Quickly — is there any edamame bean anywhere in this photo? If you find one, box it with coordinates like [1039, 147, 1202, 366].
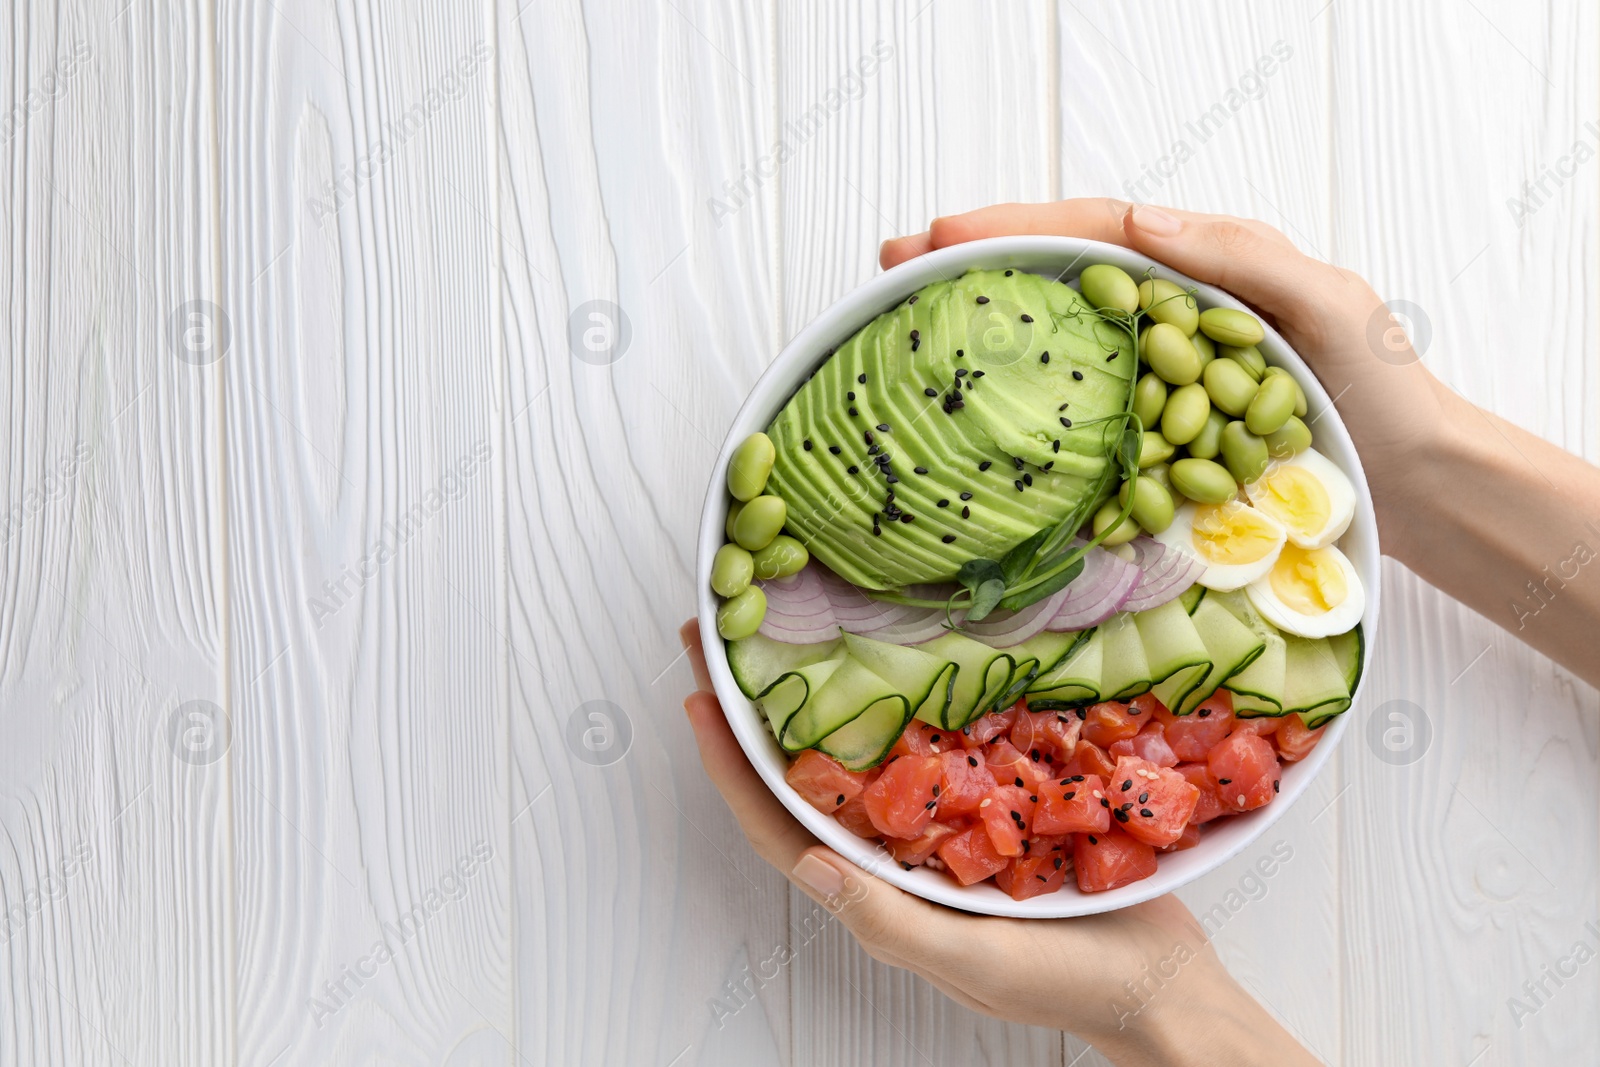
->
[1169, 458, 1237, 505]
[1079, 264, 1140, 314]
[1220, 421, 1270, 484]
[1133, 372, 1169, 430]
[1092, 497, 1142, 546]
[1144, 462, 1174, 494]
[727, 432, 776, 502]
[1190, 330, 1216, 370]
[711, 543, 755, 596]
[1186, 408, 1229, 460]
[1245, 373, 1298, 436]
[1264, 366, 1308, 417]
[732, 494, 787, 551]
[752, 535, 809, 580]
[716, 585, 768, 640]
[1137, 430, 1176, 469]
[1137, 279, 1200, 336]
[1143, 322, 1202, 385]
[725, 500, 745, 541]
[1160, 383, 1212, 446]
[1119, 476, 1176, 535]
[1264, 415, 1312, 458]
[1198, 307, 1265, 347]
[1203, 357, 1260, 417]
[1218, 344, 1266, 382]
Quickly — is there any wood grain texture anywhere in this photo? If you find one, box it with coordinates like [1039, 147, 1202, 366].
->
[217, 2, 510, 1063]
[0, 2, 231, 1064]
[5, 0, 1600, 1064]
[777, 2, 1064, 1065]
[1329, 1, 1600, 1064]
[495, 0, 791, 1064]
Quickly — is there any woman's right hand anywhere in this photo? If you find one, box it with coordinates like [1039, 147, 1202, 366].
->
[880, 199, 1450, 543]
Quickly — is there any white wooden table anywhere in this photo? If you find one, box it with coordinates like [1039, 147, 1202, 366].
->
[3, 1, 1596, 1063]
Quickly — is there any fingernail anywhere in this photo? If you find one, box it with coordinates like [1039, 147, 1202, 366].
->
[1130, 205, 1182, 237]
[793, 853, 847, 897]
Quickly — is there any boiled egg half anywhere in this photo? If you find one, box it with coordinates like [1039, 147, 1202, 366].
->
[1243, 448, 1355, 549]
[1153, 499, 1287, 591]
[1246, 542, 1366, 638]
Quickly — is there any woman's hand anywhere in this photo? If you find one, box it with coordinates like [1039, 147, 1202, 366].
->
[679, 620, 1320, 1066]
[881, 199, 1449, 547]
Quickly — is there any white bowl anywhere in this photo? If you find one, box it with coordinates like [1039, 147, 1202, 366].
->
[695, 236, 1380, 917]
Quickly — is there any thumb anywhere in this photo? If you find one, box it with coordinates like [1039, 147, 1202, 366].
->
[1121, 204, 1331, 323]
[789, 847, 949, 968]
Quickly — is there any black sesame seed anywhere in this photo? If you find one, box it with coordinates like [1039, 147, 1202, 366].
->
[1114, 809, 1130, 823]
[930, 735, 940, 742]
[1054, 856, 1064, 870]
[936, 498, 949, 508]
[976, 296, 990, 304]
[925, 800, 937, 810]
[910, 329, 920, 340]
[829, 445, 841, 455]
[1012, 456, 1023, 470]
[1014, 479, 1024, 492]
[1064, 791, 1077, 801]
[955, 368, 968, 378]
[847, 465, 859, 474]
[955, 349, 964, 357]
[941, 534, 956, 544]
[1138, 792, 1150, 804]
[1052, 440, 1060, 453]
[1005, 270, 1014, 276]
[848, 407, 858, 416]
[1014, 777, 1024, 788]
[959, 491, 973, 501]
[968, 755, 978, 767]
[1273, 779, 1281, 793]
[924, 387, 938, 397]
[876, 423, 890, 432]
[1218, 778, 1232, 785]
[1088, 835, 1098, 845]
[961, 506, 970, 518]
[1075, 708, 1087, 720]
[836, 794, 845, 805]
[1029, 795, 1037, 803]
[1022, 840, 1031, 853]
[1072, 775, 1085, 782]
[1021, 314, 1034, 323]
[847, 391, 856, 400]
[978, 460, 992, 472]
[1023, 473, 1033, 486]
[1010, 810, 1021, 820]
[1042, 461, 1054, 472]
[885, 474, 898, 484]
[900, 514, 913, 523]
[1140, 808, 1155, 818]
[1059, 402, 1070, 411]
[868, 444, 880, 456]
[1105, 352, 1118, 362]
[1100, 798, 1110, 808]
[803, 440, 813, 451]
[1072, 370, 1084, 381]
[858, 373, 867, 383]
[915, 466, 928, 475]
[1060, 417, 1073, 428]
[908, 295, 918, 304]
[973, 370, 985, 378]
[1121, 802, 1134, 812]
[1198, 708, 1211, 717]
[1122, 779, 1133, 791]
[910, 339, 919, 351]
[872, 526, 881, 537]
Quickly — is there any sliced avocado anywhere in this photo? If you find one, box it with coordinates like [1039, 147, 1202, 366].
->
[767, 269, 1134, 589]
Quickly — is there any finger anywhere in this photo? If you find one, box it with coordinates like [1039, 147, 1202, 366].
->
[684, 689, 819, 870]
[880, 230, 936, 270]
[1121, 204, 1331, 321]
[678, 618, 713, 692]
[790, 845, 969, 973]
[927, 198, 1134, 250]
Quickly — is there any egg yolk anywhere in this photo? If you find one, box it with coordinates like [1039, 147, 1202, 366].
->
[1191, 502, 1282, 564]
[1269, 545, 1347, 614]
[1254, 465, 1330, 540]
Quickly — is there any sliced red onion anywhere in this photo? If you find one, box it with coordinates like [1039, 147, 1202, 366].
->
[756, 567, 841, 644]
[1043, 543, 1141, 631]
[1119, 537, 1204, 613]
[816, 569, 950, 645]
[961, 581, 1079, 647]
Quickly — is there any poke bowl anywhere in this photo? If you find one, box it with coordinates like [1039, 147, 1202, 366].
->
[695, 235, 1380, 917]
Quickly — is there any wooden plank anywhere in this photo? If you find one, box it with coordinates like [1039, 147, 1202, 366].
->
[494, 0, 790, 1064]
[1057, 4, 1339, 1062]
[778, 3, 1062, 1064]
[216, 2, 511, 1062]
[0, 1, 231, 1063]
[1330, 1, 1600, 1063]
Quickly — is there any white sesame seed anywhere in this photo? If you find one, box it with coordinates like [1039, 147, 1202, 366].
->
[979, 798, 991, 808]
[1237, 794, 1247, 806]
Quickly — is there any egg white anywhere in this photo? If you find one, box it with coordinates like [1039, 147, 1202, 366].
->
[1243, 448, 1355, 550]
[1152, 499, 1288, 591]
[1246, 542, 1365, 638]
